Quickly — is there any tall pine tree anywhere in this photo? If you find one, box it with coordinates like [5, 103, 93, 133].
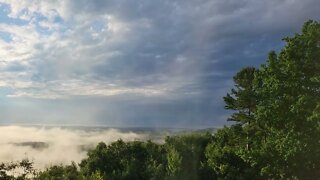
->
[224, 67, 258, 151]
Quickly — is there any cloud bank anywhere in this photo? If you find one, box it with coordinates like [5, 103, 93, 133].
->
[0, 126, 155, 169]
[0, 0, 319, 127]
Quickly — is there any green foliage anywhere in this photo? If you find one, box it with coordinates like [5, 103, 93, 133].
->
[35, 162, 84, 180]
[252, 20, 320, 179]
[77, 133, 214, 180]
[79, 140, 167, 180]
[164, 133, 214, 180]
[166, 148, 182, 177]
[212, 20, 320, 179]
[205, 126, 261, 179]
[206, 143, 252, 180]
[224, 67, 257, 125]
[224, 67, 260, 152]
[88, 171, 103, 180]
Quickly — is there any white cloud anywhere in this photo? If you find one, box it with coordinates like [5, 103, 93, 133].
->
[0, 24, 39, 62]
[0, 125, 153, 169]
[6, 79, 168, 99]
[0, 1, 171, 99]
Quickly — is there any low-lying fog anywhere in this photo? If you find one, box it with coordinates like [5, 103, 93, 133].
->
[0, 125, 169, 169]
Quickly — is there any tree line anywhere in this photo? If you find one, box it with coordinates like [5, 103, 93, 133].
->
[1, 20, 319, 179]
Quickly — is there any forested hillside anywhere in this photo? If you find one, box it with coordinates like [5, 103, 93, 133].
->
[1, 20, 319, 180]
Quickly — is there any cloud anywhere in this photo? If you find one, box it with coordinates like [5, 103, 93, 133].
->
[0, 125, 156, 169]
[0, 0, 319, 127]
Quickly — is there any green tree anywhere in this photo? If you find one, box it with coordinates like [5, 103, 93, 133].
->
[79, 140, 166, 180]
[166, 148, 182, 178]
[253, 20, 320, 179]
[35, 163, 83, 180]
[205, 126, 261, 179]
[165, 133, 214, 180]
[223, 67, 258, 151]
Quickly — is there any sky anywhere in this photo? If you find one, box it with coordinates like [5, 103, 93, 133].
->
[0, 0, 319, 128]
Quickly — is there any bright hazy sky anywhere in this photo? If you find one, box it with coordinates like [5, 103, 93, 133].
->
[0, 0, 319, 128]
